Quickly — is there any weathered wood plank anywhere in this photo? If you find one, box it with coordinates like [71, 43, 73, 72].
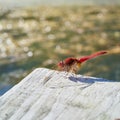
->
[0, 68, 120, 120]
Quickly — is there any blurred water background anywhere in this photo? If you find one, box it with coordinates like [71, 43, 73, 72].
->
[0, 0, 120, 95]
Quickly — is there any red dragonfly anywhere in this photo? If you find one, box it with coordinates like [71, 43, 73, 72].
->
[57, 51, 107, 73]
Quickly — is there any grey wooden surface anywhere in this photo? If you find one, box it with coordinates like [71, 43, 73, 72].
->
[0, 68, 120, 120]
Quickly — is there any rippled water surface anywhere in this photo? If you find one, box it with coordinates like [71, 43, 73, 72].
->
[0, 6, 120, 95]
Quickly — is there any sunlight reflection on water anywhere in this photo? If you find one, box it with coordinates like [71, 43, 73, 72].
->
[0, 6, 119, 95]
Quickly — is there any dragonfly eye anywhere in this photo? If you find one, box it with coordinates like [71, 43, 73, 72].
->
[58, 61, 64, 67]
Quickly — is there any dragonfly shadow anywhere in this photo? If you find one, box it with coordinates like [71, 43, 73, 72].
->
[69, 75, 115, 84]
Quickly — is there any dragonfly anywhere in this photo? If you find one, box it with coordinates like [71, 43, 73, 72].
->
[57, 51, 107, 73]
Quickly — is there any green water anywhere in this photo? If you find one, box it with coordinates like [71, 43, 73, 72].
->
[0, 6, 120, 95]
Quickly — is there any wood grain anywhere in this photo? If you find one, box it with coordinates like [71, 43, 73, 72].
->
[0, 68, 120, 120]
